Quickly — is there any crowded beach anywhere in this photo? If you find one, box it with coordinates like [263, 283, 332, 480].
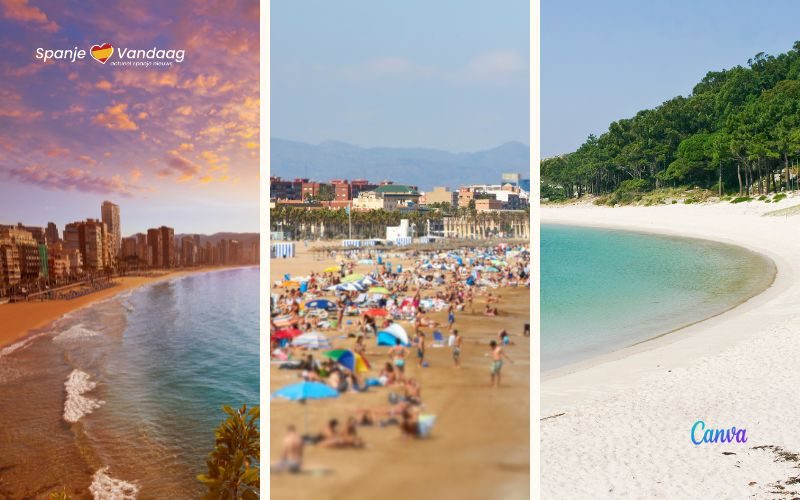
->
[269, 240, 530, 497]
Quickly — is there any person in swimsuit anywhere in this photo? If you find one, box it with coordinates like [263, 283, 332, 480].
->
[388, 340, 407, 379]
[489, 340, 514, 388]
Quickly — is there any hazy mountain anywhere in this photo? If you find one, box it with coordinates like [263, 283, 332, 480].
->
[174, 232, 259, 245]
[270, 138, 530, 190]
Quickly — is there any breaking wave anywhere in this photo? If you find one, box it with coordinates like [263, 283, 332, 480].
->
[63, 369, 105, 423]
[89, 467, 139, 499]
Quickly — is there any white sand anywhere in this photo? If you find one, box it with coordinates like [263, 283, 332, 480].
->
[541, 198, 800, 498]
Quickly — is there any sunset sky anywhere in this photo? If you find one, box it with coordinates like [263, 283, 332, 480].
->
[0, 0, 258, 235]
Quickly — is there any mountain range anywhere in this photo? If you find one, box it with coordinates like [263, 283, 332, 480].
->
[270, 138, 530, 191]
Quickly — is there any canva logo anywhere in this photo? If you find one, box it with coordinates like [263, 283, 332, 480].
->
[691, 420, 748, 445]
[35, 42, 184, 66]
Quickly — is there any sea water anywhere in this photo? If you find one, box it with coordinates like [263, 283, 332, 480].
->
[541, 225, 774, 371]
[0, 267, 258, 497]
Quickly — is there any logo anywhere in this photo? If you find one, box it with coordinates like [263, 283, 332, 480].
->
[90, 43, 114, 64]
[35, 42, 185, 67]
[691, 420, 747, 445]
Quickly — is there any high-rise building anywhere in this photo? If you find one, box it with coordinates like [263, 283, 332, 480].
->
[135, 233, 151, 266]
[160, 226, 175, 268]
[45, 222, 60, 245]
[0, 231, 21, 288]
[121, 236, 137, 258]
[101, 201, 121, 259]
[181, 236, 196, 266]
[64, 219, 108, 272]
[147, 228, 163, 268]
[0, 227, 43, 283]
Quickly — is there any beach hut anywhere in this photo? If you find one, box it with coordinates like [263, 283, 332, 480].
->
[271, 242, 295, 258]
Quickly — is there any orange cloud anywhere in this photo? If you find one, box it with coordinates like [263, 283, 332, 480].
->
[93, 103, 138, 131]
[0, 0, 58, 32]
[176, 105, 193, 116]
[95, 80, 113, 90]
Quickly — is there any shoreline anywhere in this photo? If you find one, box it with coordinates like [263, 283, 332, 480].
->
[540, 221, 778, 381]
[0, 265, 256, 351]
[541, 202, 800, 497]
[540, 204, 793, 409]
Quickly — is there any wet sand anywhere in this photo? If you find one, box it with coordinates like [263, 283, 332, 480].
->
[269, 243, 530, 499]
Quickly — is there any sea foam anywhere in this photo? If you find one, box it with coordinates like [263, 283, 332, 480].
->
[63, 369, 105, 423]
[53, 324, 100, 342]
[89, 467, 139, 499]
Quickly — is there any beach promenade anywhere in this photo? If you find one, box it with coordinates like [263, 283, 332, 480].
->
[269, 241, 531, 499]
[541, 199, 800, 497]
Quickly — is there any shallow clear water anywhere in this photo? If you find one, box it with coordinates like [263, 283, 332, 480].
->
[0, 267, 258, 497]
[541, 225, 774, 371]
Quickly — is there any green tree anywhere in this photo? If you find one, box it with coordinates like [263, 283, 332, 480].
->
[198, 405, 260, 500]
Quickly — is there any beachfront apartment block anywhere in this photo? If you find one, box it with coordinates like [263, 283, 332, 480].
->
[64, 219, 111, 273]
[101, 201, 121, 257]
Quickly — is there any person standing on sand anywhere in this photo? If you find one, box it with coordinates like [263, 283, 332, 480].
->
[451, 329, 462, 368]
[416, 332, 426, 367]
[447, 302, 456, 331]
[489, 340, 514, 388]
[389, 339, 408, 380]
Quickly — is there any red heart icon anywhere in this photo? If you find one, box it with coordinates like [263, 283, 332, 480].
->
[90, 43, 114, 64]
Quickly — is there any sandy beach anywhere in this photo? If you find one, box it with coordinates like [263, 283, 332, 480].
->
[269, 242, 530, 499]
[541, 198, 800, 497]
[0, 267, 240, 351]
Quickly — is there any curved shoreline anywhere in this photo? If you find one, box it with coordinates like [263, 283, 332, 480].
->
[0, 265, 255, 352]
[540, 203, 795, 411]
[542, 222, 777, 377]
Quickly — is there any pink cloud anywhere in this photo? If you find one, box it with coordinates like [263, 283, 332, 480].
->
[5, 164, 139, 196]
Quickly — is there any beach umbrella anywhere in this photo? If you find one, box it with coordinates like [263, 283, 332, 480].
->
[305, 299, 337, 311]
[281, 280, 301, 288]
[360, 275, 379, 285]
[364, 308, 389, 317]
[292, 332, 331, 350]
[323, 266, 340, 273]
[484, 266, 500, 273]
[377, 323, 410, 346]
[323, 349, 371, 373]
[341, 273, 365, 283]
[358, 259, 374, 265]
[272, 381, 339, 433]
[339, 282, 364, 292]
[368, 286, 390, 295]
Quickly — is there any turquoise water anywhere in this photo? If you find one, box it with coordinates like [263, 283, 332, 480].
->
[0, 267, 258, 496]
[541, 225, 774, 371]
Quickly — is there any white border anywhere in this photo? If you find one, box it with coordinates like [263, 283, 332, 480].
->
[260, 0, 270, 497]
[530, 0, 541, 498]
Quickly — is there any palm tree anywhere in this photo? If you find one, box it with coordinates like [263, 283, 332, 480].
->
[198, 405, 260, 499]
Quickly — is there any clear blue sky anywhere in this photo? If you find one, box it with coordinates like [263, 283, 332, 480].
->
[543, 0, 800, 157]
[271, 0, 529, 152]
